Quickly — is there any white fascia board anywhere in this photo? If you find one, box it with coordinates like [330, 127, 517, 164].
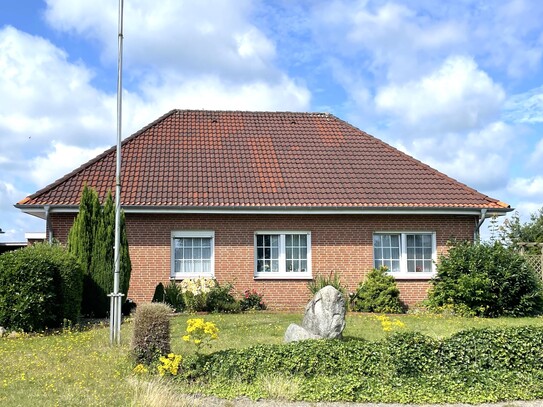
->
[18, 204, 511, 217]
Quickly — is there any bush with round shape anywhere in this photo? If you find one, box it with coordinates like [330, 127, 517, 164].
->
[205, 283, 240, 313]
[350, 266, 405, 313]
[0, 242, 82, 331]
[131, 302, 172, 365]
[427, 241, 543, 317]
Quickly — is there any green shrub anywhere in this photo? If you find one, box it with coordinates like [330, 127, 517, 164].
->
[307, 271, 346, 297]
[189, 338, 383, 382]
[151, 282, 165, 303]
[179, 277, 216, 312]
[427, 241, 543, 317]
[206, 283, 240, 313]
[163, 282, 185, 312]
[131, 303, 172, 365]
[350, 267, 405, 313]
[0, 243, 82, 331]
[385, 331, 439, 376]
[51, 244, 84, 323]
[240, 289, 266, 311]
[439, 326, 543, 372]
[186, 325, 543, 393]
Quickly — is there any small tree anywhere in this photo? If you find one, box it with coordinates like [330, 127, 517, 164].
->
[427, 241, 543, 317]
[499, 207, 543, 254]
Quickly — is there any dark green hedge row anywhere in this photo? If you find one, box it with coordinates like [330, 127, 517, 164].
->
[187, 326, 543, 382]
[0, 243, 83, 331]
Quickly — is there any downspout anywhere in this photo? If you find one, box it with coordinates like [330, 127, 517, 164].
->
[45, 205, 53, 243]
[474, 209, 488, 242]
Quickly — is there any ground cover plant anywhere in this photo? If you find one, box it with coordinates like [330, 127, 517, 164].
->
[3, 313, 543, 406]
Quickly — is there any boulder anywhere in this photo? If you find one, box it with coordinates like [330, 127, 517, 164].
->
[0, 326, 6, 337]
[284, 323, 323, 342]
[302, 285, 346, 339]
[284, 285, 346, 343]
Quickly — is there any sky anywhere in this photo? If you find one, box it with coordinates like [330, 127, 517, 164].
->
[1, 0, 542, 242]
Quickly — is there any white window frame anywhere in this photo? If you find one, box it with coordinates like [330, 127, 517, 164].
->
[373, 231, 437, 280]
[171, 230, 215, 279]
[254, 231, 312, 279]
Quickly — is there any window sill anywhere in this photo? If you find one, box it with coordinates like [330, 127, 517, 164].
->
[170, 273, 214, 280]
[388, 272, 436, 280]
[254, 274, 313, 280]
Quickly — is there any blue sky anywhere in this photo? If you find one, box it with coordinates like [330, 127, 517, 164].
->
[1, 0, 542, 242]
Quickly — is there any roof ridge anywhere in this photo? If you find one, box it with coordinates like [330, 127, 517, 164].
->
[21, 109, 179, 203]
[171, 109, 330, 115]
[332, 115, 505, 208]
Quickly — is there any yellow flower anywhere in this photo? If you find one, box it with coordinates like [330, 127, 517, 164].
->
[133, 364, 148, 374]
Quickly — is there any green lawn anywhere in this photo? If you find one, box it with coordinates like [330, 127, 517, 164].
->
[2, 312, 543, 406]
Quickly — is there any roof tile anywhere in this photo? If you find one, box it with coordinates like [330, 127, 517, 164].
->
[19, 110, 508, 210]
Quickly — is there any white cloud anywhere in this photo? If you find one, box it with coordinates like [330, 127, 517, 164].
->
[528, 139, 543, 169]
[311, 0, 543, 81]
[29, 142, 107, 187]
[0, 25, 117, 155]
[505, 85, 543, 124]
[375, 56, 505, 133]
[133, 73, 310, 115]
[44, 0, 279, 80]
[402, 121, 513, 192]
[0, 181, 44, 243]
[507, 176, 543, 199]
[514, 201, 543, 220]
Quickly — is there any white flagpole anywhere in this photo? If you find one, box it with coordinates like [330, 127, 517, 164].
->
[110, 0, 124, 345]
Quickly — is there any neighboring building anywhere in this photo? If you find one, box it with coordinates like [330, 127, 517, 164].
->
[16, 110, 511, 309]
[0, 232, 46, 255]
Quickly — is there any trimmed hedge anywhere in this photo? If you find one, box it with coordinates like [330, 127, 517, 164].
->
[188, 326, 543, 383]
[0, 243, 83, 331]
[131, 303, 172, 365]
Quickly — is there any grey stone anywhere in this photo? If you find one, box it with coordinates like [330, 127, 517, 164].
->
[0, 326, 6, 337]
[302, 285, 346, 339]
[284, 323, 323, 343]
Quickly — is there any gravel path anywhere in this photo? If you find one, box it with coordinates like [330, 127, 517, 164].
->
[184, 395, 543, 407]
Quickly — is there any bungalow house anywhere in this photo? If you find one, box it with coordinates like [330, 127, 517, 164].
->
[16, 110, 511, 309]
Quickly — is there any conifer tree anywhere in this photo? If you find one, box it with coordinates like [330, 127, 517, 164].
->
[68, 186, 131, 317]
[89, 192, 115, 316]
[67, 185, 100, 275]
[68, 185, 101, 316]
[119, 210, 132, 301]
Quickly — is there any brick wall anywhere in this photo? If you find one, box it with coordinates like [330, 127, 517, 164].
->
[49, 212, 476, 310]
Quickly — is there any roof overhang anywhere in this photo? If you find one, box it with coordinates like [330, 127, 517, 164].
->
[15, 204, 514, 220]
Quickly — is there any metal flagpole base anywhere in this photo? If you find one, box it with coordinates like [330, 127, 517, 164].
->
[108, 293, 125, 345]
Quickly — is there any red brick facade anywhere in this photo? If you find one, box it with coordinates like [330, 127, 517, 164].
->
[50, 212, 476, 310]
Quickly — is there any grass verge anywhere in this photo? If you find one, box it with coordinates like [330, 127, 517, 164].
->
[1, 312, 543, 405]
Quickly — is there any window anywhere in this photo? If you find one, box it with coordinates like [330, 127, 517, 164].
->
[373, 232, 436, 278]
[171, 231, 214, 278]
[254, 232, 311, 279]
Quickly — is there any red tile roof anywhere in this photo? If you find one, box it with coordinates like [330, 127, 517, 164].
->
[17, 110, 509, 211]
